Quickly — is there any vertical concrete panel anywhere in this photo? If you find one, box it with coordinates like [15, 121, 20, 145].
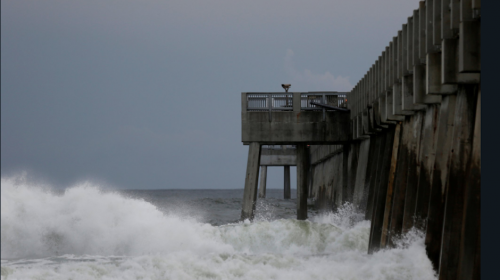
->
[297, 144, 309, 220]
[336, 153, 344, 208]
[309, 165, 316, 198]
[258, 166, 267, 198]
[381, 123, 402, 248]
[364, 134, 383, 219]
[387, 119, 412, 246]
[425, 95, 457, 271]
[457, 87, 480, 280]
[414, 104, 441, 230]
[347, 142, 360, 204]
[402, 112, 424, 232]
[353, 139, 371, 208]
[284, 166, 291, 199]
[459, 21, 481, 73]
[368, 127, 395, 253]
[342, 144, 350, 203]
[439, 86, 478, 280]
[241, 143, 262, 221]
[325, 157, 333, 208]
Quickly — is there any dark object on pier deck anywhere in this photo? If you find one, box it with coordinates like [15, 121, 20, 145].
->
[309, 101, 350, 112]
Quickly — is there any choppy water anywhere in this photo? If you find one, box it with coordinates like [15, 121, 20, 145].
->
[1, 176, 437, 280]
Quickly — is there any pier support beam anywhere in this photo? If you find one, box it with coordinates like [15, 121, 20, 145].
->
[284, 166, 291, 199]
[258, 166, 267, 198]
[296, 144, 309, 220]
[439, 86, 478, 280]
[241, 142, 262, 221]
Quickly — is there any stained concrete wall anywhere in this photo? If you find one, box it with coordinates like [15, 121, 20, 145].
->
[308, 1, 480, 279]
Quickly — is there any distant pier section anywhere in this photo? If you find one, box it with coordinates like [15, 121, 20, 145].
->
[258, 145, 296, 199]
[240, 92, 350, 221]
[241, 92, 350, 144]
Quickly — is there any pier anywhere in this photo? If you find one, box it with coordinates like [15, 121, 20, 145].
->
[240, 1, 480, 279]
[258, 145, 296, 199]
[240, 92, 349, 221]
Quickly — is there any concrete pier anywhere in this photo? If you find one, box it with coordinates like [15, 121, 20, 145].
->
[239, 1, 479, 277]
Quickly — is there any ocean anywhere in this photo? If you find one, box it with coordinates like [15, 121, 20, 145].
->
[1, 177, 437, 280]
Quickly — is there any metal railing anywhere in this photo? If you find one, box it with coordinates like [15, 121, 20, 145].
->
[300, 92, 348, 110]
[247, 93, 293, 111]
[261, 145, 296, 150]
[246, 92, 348, 111]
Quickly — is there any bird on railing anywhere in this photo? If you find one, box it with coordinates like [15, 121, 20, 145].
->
[281, 84, 291, 93]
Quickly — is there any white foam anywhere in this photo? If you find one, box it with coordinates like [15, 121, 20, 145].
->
[1, 175, 437, 280]
[1, 176, 230, 258]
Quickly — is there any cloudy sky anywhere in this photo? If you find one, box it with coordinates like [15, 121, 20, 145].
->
[2, 0, 418, 189]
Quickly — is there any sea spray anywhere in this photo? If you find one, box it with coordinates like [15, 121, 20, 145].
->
[1, 176, 437, 280]
[1, 177, 230, 258]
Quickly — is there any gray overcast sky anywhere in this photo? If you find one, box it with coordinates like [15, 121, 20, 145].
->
[2, 0, 417, 189]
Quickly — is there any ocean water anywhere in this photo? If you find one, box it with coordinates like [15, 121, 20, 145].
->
[1, 176, 437, 280]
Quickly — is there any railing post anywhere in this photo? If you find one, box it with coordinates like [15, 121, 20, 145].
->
[322, 93, 326, 121]
[242, 92, 248, 113]
[293, 92, 301, 112]
[268, 93, 272, 122]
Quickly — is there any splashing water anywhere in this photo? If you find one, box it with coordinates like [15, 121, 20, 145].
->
[1, 175, 437, 280]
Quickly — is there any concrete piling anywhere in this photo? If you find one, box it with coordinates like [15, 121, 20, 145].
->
[438, 86, 478, 280]
[241, 142, 262, 221]
[413, 104, 440, 230]
[258, 166, 267, 198]
[425, 94, 457, 271]
[296, 144, 309, 220]
[387, 119, 412, 246]
[368, 126, 395, 253]
[284, 166, 291, 199]
[457, 86, 480, 280]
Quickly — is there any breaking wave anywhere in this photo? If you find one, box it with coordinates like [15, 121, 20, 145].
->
[1, 175, 436, 280]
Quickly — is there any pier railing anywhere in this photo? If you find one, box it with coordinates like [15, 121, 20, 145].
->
[246, 93, 293, 111]
[300, 92, 348, 110]
[261, 145, 296, 150]
[245, 92, 348, 112]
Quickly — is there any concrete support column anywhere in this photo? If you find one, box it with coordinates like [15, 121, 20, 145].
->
[414, 104, 440, 230]
[352, 139, 370, 207]
[368, 126, 396, 253]
[342, 144, 350, 203]
[439, 86, 478, 280]
[258, 166, 267, 198]
[402, 112, 424, 232]
[425, 95, 457, 271]
[241, 142, 262, 221]
[457, 86, 480, 280]
[365, 133, 384, 219]
[296, 144, 309, 220]
[387, 120, 411, 246]
[284, 166, 291, 199]
[381, 123, 402, 248]
[360, 134, 382, 217]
